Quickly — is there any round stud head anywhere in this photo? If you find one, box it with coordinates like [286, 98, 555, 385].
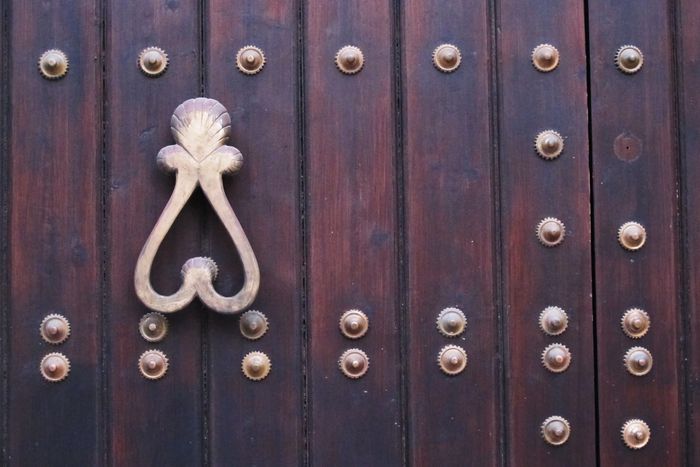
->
[537, 217, 566, 247]
[239, 310, 269, 340]
[236, 45, 266, 75]
[436, 307, 467, 337]
[40, 314, 71, 345]
[339, 348, 369, 379]
[138, 46, 168, 77]
[531, 44, 560, 72]
[535, 130, 565, 160]
[622, 419, 650, 449]
[40, 352, 70, 382]
[437, 345, 468, 376]
[621, 308, 650, 339]
[335, 45, 364, 75]
[616, 45, 644, 74]
[624, 346, 653, 376]
[432, 44, 461, 73]
[242, 351, 271, 381]
[38, 49, 69, 80]
[618, 221, 646, 251]
[138, 349, 169, 380]
[339, 309, 369, 339]
[539, 306, 568, 336]
[541, 416, 571, 446]
[542, 343, 572, 373]
[139, 312, 168, 342]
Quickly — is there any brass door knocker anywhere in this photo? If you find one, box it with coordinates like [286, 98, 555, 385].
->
[134, 97, 260, 314]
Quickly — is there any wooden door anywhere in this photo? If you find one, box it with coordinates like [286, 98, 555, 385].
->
[0, 1, 696, 466]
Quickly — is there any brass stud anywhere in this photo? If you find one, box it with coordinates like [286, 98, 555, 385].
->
[335, 45, 364, 75]
[437, 345, 467, 376]
[621, 419, 650, 449]
[541, 416, 571, 446]
[616, 45, 644, 74]
[139, 312, 168, 342]
[138, 46, 168, 77]
[236, 45, 266, 75]
[618, 221, 646, 251]
[621, 308, 650, 339]
[537, 217, 566, 247]
[535, 130, 565, 160]
[40, 314, 71, 345]
[542, 343, 572, 373]
[239, 310, 269, 340]
[38, 49, 69, 80]
[624, 347, 653, 376]
[432, 44, 461, 73]
[40, 352, 70, 382]
[138, 349, 169, 380]
[339, 309, 369, 339]
[539, 306, 568, 336]
[242, 351, 271, 381]
[531, 44, 560, 73]
[339, 348, 369, 379]
[436, 307, 467, 337]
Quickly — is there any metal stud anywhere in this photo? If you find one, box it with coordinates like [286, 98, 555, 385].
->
[335, 45, 364, 75]
[236, 45, 266, 75]
[40, 352, 70, 382]
[432, 44, 461, 73]
[624, 347, 653, 376]
[621, 308, 650, 339]
[139, 312, 168, 342]
[38, 49, 69, 80]
[437, 345, 467, 376]
[621, 419, 650, 449]
[539, 306, 568, 336]
[40, 314, 71, 345]
[537, 217, 566, 247]
[535, 130, 564, 160]
[436, 307, 467, 337]
[339, 309, 369, 339]
[138, 349, 169, 380]
[616, 45, 644, 74]
[138, 46, 168, 77]
[339, 348, 369, 379]
[541, 416, 571, 446]
[531, 44, 560, 72]
[542, 343, 571, 373]
[239, 310, 269, 340]
[618, 221, 647, 251]
[242, 351, 271, 381]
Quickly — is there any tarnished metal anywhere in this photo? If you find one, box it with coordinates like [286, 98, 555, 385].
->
[38, 49, 69, 80]
[541, 416, 571, 446]
[236, 45, 265, 75]
[437, 345, 467, 376]
[40, 314, 71, 345]
[242, 351, 271, 381]
[339, 348, 369, 379]
[531, 44, 559, 72]
[138, 349, 169, 380]
[537, 217, 566, 247]
[432, 44, 461, 73]
[339, 309, 369, 339]
[40, 353, 70, 382]
[138, 46, 168, 77]
[335, 45, 364, 75]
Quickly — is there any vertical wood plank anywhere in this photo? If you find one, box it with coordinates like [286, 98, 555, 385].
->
[0, 0, 8, 459]
[7, 1, 101, 465]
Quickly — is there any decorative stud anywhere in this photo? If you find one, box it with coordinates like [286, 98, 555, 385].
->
[539, 306, 568, 336]
[437, 345, 468, 376]
[40, 314, 71, 345]
[138, 46, 168, 77]
[335, 45, 364, 75]
[622, 419, 650, 449]
[537, 217, 566, 247]
[542, 343, 572, 373]
[624, 347, 653, 376]
[616, 45, 644, 74]
[239, 310, 269, 340]
[139, 312, 168, 342]
[236, 45, 266, 75]
[436, 307, 467, 337]
[535, 130, 564, 160]
[339, 348, 369, 379]
[531, 44, 560, 72]
[40, 352, 70, 382]
[432, 44, 461, 73]
[618, 222, 647, 251]
[541, 416, 571, 446]
[138, 349, 169, 380]
[38, 49, 69, 80]
[621, 308, 650, 339]
[242, 351, 271, 381]
[339, 309, 369, 339]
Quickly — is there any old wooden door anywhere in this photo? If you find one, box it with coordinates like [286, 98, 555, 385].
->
[1, 0, 699, 466]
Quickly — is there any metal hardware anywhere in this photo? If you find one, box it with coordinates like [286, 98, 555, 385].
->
[537, 217, 566, 247]
[542, 343, 571, 373]
[134, 98, 260, 315]
[40, 352, 70, 382]
[339, 348, 369, 379]
[236, 45, 265, 75]
[138, 349, 169, 380]
[436, 307, 467, 337]
[40, 314, 71, 345]
[339, 309, 369, 339]
[335, 45, 364, 75]
[541, 416, 571, 446]
[139, 312, 168, 342]
[535, 130, 564, 160]
[239, 310, 269, 340]
[539, 306, 568, 336]
[618, 221, 647, 251]
[624, 346, 653, 376]
[621, 308, 650, 339]
[616, 45, 643, 74]
[432, 44, 461, 73]
[621, 419, 650, 449]
[38, 49, 69, 80]
[242, 351, 271, 381]
[138, 46, 168, 77]
[437, 345, 467, 376]
[531, 44, 559, 72]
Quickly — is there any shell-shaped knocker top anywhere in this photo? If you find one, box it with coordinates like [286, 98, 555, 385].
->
[134, 97, 260, 314]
